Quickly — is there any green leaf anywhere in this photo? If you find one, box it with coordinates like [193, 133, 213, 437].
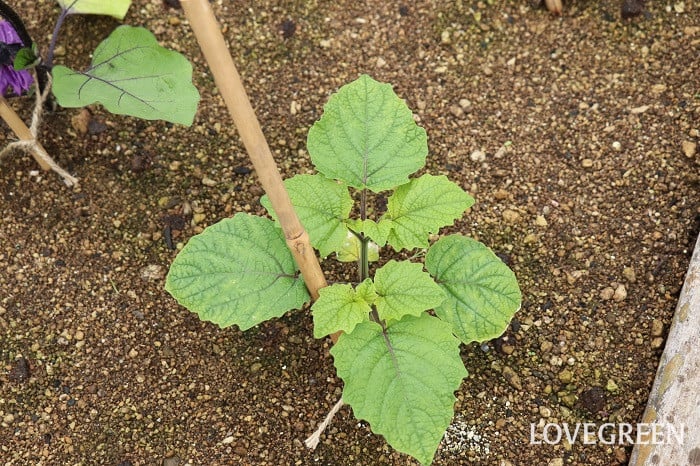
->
[348, 218, 392, 247]
[307, 74, 428, 193]
[425, 235, 521, 343]
[311, 281, 374, 338]
[13, 47, 39, 70]
[58, 0, 131, 19]
[165, 213, 310, 330]
[261, 174, 352, 257]
[373, 260, 445, 322]
[355, 278, 378, 304]
[332, 314, 467, 465]
[52, 26, 199, 125]
[335, 232, 379, 263]
[384, 174, 474, 251]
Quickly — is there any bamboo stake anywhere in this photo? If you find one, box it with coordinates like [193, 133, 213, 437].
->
[0, 96, 50, 170]
[180, 0, 329, 306]
[0, 92, 78, 186]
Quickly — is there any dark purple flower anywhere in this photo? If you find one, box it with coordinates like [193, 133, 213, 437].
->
[0, 20, 33, 97]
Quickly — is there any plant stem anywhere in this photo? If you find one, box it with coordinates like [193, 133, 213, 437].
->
[359, 235, 369, 282]
[46, 5, 74, 69]
[358, 187, 384, 328]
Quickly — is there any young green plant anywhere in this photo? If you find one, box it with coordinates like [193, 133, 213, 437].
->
[165, 75, 521, 465]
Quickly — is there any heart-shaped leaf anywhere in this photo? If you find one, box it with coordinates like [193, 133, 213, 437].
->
[426, 235, 521, 343]
[307, 74, 427, 193]
[383, 174, 474, 251]
[373, 260, 445, 322]
[332, 314, 467, 465]
[165, 213, 309, 330]
[52, 25, 199, 125]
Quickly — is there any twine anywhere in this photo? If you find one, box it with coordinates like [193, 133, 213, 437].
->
[0, 71, 78, 186]
[304, 396, 344, 450]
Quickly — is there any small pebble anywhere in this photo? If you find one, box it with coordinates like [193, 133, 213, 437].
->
[606, 379, 619, 392]
[651, 337, 665, 349]
[192, 213, 207, 226]
[493, 188, 509, 200]
[561, 394, 577, 407]
[140, 264, 165, 281]
[559, 369, 573, 383]
[440, 30, 451, 44]
[501, 366, 522, 390]
[523, 233, 538, 244]
[600, 287, 615, 300]
[250, 362, 263, 373]
[539, 406, 552, 417]
[630, 105, 650, 114]
[623, 266, 636, 282]
[459, 99, 472, 110]
[613, 284, 627, 302]
[502, 209, 520, 223]
[162, 456, 179, 466]
[71, 109, 91, 135]
[612, 141, 622, 151]
[535, 215, 548, 227]
[470, 150, 486, 162]
[651, 319, 663, 337]
[201, 177, 217, 187]
[128, 348, 139, 358]
[682, 140, 697, 158]
[449, 105, 464, 118]
[581, 158, 593, 168]
[548, 459, 564, 466]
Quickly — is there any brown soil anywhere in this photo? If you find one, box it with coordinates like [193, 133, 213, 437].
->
[1, 1, 699, 465]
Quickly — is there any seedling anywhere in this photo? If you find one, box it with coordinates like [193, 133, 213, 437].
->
[0, 0, 199, 185]
[166, 75, 521, 465]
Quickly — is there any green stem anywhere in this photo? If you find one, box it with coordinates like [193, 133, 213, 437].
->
[359, 234, 369, 282]
[358, 187, 383, 328]
[358, 187, 369, 282]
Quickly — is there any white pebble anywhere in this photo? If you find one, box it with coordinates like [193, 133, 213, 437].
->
[470, 150, 486, 162]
